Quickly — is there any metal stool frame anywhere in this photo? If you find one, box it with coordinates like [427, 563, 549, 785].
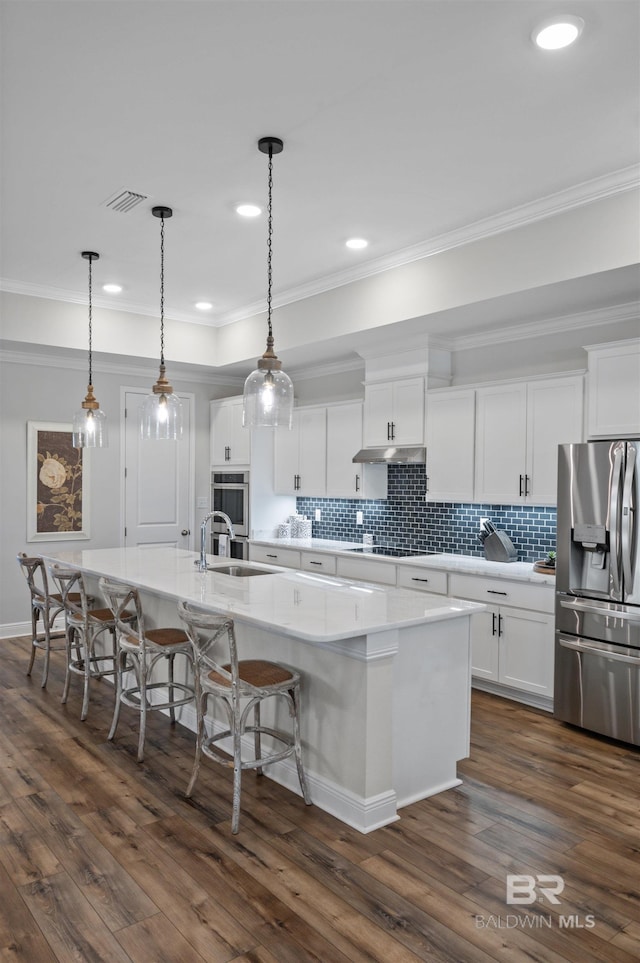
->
[178, 599, 311, 834]
[17, 552, 79, 688]
[100, 578, 195, 763]
[48, 563, 134, 721]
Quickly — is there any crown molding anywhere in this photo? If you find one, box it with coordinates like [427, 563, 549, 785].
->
[0, 345, 242, 386]
[450, 301, 640, 351]
[0, 280, 216, 327]
[214, 165, 640, 325]
[5, 167, 635, 329]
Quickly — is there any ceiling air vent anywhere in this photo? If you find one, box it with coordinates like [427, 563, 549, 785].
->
[103, 189, 148, 213]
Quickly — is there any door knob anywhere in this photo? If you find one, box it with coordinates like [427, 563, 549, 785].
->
[181, 529, 190, 536]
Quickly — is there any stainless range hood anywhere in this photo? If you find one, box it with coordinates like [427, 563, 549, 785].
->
[352, 446, 426, 465]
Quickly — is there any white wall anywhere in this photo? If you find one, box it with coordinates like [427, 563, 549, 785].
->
[0, 351, 232, 629]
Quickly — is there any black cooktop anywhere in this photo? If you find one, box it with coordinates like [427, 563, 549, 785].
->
[347, 546, 438, 558]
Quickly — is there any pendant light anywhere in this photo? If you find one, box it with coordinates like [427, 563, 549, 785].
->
[242, 136, 294, 428]
[73, 251, 108, 448]
[140, 206, 183, 441]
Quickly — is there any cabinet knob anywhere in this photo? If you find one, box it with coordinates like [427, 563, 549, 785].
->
[181, 529, 190, 536]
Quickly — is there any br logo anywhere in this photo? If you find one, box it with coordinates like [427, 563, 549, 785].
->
[506, 874, 565, 905]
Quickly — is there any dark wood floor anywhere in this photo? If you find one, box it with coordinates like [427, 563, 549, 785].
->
[1, 635, 639, 963]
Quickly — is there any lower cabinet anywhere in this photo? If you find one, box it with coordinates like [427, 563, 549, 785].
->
[249, 544, 301, 568]
[470, 604, 553, 698]
[449, 573, 555, 705]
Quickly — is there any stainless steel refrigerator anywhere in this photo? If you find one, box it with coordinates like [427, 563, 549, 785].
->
[555, 440, 640, 745]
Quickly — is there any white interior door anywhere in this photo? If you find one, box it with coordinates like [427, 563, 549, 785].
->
[123, 389, 193, 548]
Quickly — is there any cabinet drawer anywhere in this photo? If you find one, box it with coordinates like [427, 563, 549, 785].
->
[300, 552, 337, 575]
[249, 545, 301, 569]
[336, 556, 396, 586]
[449, 573, 554, 613]
[396, 566, 448, 595]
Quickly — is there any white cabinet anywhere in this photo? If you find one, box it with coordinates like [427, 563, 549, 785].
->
[300, 551, 337, 575]
[363, 378, 424, 447]
[474, 376, 583, 505]
[396, 565, 448, 595]
[326, 403, 387, 499]
[210, 397, 250, 466]
[425, 388, 476, 502]
[449, 573, 555, 703]
[525, 377, 584, 503]
[249, 544, 301, 568]
[274, 407, 327, 496]
[474, 382, 528, 503]
[586, 340, 640, 438]
[336, 555, 397, 586]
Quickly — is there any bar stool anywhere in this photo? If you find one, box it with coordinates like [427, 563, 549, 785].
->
[16, 552, 86, 688]
[99, 578, 195, 763]
[178, 600, 311, 834]
[48, 563, 135, 721]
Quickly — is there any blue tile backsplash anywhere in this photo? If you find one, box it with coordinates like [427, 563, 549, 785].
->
[297, 465, 556, 562]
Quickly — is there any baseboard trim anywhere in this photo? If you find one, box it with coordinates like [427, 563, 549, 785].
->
[172, 699, 399, 833]
[472, 679, 553, 713]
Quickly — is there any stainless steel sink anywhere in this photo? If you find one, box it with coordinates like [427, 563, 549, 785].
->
[204, 564, 276, 577]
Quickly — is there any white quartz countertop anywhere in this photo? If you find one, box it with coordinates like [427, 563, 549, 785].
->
[43, 546, 484, 644]
[250, 538, 556, 585]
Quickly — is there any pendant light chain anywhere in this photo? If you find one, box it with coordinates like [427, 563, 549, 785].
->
[159, 213, 165, 366]
[87, 253, 94, 386]
[266, 145, 274, 341]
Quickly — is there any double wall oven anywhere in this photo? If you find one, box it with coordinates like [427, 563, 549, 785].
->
[210, 471, 250, 560]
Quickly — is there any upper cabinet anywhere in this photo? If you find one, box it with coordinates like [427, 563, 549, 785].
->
[363, 378, 425, 447]
[474, 375, 584, 505]
[586, 340, 640, 439]
[210, 397, 251, 466]
[425, 388, 476, 502]
[274, 406, 327, 496]
[326, 403, 387, 499]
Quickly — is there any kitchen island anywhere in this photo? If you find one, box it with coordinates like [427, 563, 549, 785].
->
[42, 546, 484, 833]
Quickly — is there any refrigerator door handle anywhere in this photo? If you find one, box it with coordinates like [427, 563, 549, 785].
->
[558, 636, 640, 666]
[560, 597, 640, 622]
[609, 444, 625, 599]
[621, 443, 636, 595]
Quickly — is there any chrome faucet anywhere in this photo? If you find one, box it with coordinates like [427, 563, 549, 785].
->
[197, 511, 235, 571]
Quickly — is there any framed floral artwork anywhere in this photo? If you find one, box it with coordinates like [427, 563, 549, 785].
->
[26, 421, 90, 541]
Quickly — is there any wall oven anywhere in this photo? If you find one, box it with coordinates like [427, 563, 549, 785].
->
[211, 533, 250, 561]
[211, 471, 249, 537]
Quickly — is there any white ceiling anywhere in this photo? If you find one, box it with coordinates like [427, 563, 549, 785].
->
[1, 0, 639, 373]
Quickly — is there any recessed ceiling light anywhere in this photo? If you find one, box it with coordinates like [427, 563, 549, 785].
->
[533, 15, 584, 49]
[236, 203, 261, 217]
[346, 238, 368, 250]
[102, 283, 122, 294]
[195, 301, 213, 311]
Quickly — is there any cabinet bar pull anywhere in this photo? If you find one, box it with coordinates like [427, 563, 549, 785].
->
[355, 474, 360, 492]
[519, 474, 524, 496]
[309, 561, 322, 566]
[487, 589, 507, 595]
[387, 421, 392, 441]
[390, 421, 396, 441]
[525, 474, 530, 496]
[266, 554, 278, 558]
[411, 577, 430, 583]
[498, 614, 504, 636]
[492, 612, 497, 635]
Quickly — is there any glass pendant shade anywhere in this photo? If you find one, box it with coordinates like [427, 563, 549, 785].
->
[243, 361, 294, 428]
[140, 369, 183, 441]
[73, 389, 108, 448]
